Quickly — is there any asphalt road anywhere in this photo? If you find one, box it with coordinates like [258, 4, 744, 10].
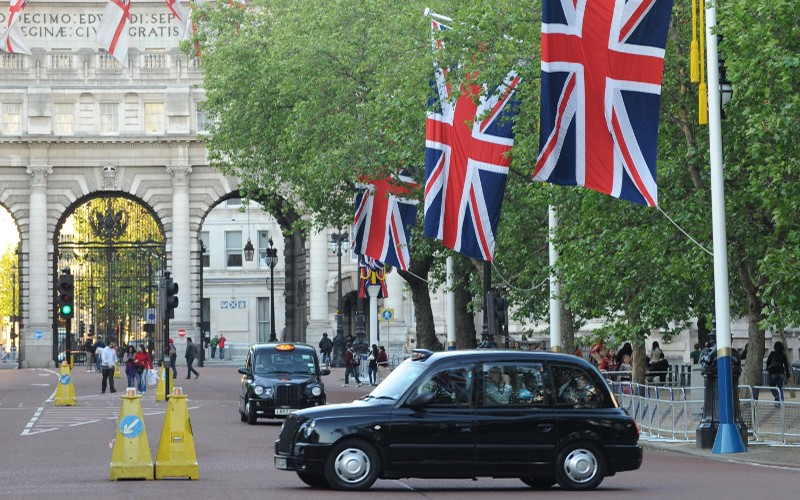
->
[0, 363, 797, 499]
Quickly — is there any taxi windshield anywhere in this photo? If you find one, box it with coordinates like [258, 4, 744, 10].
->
[253, 351, 315, 375]
[367, 358, 428, 400]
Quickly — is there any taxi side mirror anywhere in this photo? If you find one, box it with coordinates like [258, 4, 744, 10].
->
[238, 367, 253, 377]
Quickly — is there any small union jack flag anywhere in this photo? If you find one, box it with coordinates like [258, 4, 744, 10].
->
[0, 0, 32, 55]
[424, 19, 520, 262]
[96, 0, 132, 67]
[358, 256, 388, 299]
[533, 0, 674, 207]
[352, 172, 418, 271]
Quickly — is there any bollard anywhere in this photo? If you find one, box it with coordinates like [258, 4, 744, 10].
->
[54, 361, 77, 406]
[114, 362, 122, 379]
[110, 388, 154, 480]
[156, 365, 172, 402]
[155, 387, 199, 480]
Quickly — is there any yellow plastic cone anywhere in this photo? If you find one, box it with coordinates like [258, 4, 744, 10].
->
[155, 387, 199, 480]
[110, 388, 154, 480]
[54, 361, 77, 406]
[114, 362, 122, 378]
[156, 365, 173, 402]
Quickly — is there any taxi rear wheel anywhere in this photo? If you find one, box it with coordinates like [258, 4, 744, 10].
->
[297, 472, 331, 489]
[555, 442, 606, 490]
[324, 439, 380, 490]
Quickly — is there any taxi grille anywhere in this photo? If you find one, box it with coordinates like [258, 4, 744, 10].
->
[275, 385, 302, 407]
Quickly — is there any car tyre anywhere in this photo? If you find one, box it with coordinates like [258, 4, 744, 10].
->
[555, 442, 606, 491]
[323, 439, 380, 491]
[520, 476, 555, 489]
[245, 400, 257, 425]
[296, 472, 331, 489]
[239, 407, 247, 422]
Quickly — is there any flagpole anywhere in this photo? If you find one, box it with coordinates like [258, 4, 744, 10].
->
[445, 256, 456, 350]
[548, 205, 562, 353]
[704, 0, 746, 454]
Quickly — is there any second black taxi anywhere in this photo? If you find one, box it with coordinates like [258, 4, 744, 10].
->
[238, 342, 329, 424]
[274, 349, 641, 490]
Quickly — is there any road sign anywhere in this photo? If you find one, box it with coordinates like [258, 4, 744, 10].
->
[145, 308, 156, 324]
[59, 374, 71, 385]
[119, 415, 143, 439]
[380, 308, 394, 321]
[34, 330, 43, 340]
[177, 328, 186, 337]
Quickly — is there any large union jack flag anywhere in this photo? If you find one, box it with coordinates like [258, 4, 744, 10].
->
[0, 0, 32, 55]
[424, 19, 521, 262]
[96, 0, 132, 67]
[533, 0, 673, 207]
[352, 172, 418, 271]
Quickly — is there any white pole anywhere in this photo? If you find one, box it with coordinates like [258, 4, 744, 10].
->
[446, 256, 456, 349]
[367, 285, 381, 349]
[704, 0, 746, 454]
[548, 205, 562, 352]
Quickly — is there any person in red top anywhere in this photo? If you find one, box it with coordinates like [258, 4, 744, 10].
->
[217, 335, 227, 360]
[133, 344, 153, 394]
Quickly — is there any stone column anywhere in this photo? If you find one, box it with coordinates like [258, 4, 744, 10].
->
[166, 164, 192, 329]
[306, 229, 330, 345]
[26, 165, 53, 368]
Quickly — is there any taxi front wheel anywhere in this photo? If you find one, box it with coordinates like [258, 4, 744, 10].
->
[555, 442, 606, 490]
[324, 439, 380, 490]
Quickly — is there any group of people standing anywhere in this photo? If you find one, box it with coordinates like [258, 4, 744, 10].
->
[343, 343, 389, 387]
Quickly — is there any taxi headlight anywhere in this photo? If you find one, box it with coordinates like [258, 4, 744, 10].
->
[310, 386, 322, 397]
[254, 385, 264, 396]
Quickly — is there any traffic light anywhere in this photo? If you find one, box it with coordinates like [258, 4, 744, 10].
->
[56, 272, 74, 318]
[495, 295, 508, 326]
[165, 276, 179, 319]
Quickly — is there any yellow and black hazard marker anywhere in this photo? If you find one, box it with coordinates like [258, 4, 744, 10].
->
[54, 361, 76, 406]
[155, 387, 199, 480]
[110, 388, 154, 480]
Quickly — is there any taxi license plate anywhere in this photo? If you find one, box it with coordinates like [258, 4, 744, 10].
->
[274, 457, 287, 469]
[275, 408, 294, 416]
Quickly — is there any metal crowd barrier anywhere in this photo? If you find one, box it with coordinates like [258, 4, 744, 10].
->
[608, 380, 800, 445]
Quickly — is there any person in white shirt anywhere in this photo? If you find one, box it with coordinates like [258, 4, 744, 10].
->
[100, 342, 118, 394]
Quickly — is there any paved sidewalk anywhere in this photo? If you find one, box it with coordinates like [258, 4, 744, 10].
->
[641, 437, 800, 468]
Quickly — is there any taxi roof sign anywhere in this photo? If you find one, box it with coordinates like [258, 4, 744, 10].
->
[275, 343, 296, 351]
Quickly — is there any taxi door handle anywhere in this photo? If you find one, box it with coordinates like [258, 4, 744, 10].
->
[537, 424, 554, 432]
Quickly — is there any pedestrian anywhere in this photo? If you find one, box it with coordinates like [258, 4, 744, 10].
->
[319, 332, 333, 365]
[185, 337, 200, 379]
[211, 335, 219, 359]
[123, 345, 136, 389]
[616, 342, 633, 367]
[367, 344, 379, 386]
[217, 334, 226, 360]
[100, 341, 117, 394]
[649, 341, 663, 365]
[166, 338, 178, 379]
[589, 338, 606, 366]
[690, 343, 702, 364]
[377, 345, 389, 382]
[766, 341, 791, 403]
[403, 337, 416, 355]
[93, 335, 106, 373]
[343, 343, 363, 387]
[134, 344, 153, 394]
[84, 337, 96, 373]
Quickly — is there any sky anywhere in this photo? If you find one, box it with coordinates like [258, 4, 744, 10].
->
[0, 208, 19, 253]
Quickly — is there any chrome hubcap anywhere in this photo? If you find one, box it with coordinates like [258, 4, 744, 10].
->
[333, 447, 370, 484]
[563, 448, 597, 484]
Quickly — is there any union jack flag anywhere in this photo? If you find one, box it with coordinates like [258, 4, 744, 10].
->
[96, 0, 132, 67]
[0, 0, 31, 55]
[352, 172, 418, 271]
[358, 256, 388, 299]
[166, 0, 189, 29]
[533, 0, 674, 207]
[424, 19, 521, 262]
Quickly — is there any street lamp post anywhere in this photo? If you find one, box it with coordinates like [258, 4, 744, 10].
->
[10, 259, 17, 351]
[265, 237, 278, 342]
[199, 239, 206, 367]
[329, 231, 348, 367]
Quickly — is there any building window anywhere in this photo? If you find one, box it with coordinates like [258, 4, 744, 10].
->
[144, 102, 164, 134]
[258, 230, 271, 269]
[225, 231, 243, 267]
[257, 297, 270, 343]
[200, 231, 210, 268]
[196, 109, 213, 134]
[226, 198, 242, 207]
[54, 103, 74, 135]
[99, 102, 118, 134]
[2, 102, 21, 134]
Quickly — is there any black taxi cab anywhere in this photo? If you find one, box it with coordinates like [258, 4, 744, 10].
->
[238, 342, 329, 424]
[274, 349, 641, 490]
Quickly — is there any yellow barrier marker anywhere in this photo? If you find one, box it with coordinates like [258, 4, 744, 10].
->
[114, 362, 122, 379]
[54, 361, 77, 406]
[155, 387, 198, 480]
[156, 365, 173, 402]
[110, 388, 154, 481]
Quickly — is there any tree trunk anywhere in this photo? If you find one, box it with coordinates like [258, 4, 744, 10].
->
[737, 260, 766, 388]
[632, 341, 648, 385]
[559, 304, 575, 354]
[398, 255, 442, 352]
[454, 257, 477, 349]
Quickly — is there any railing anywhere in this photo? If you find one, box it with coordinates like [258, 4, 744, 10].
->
[609, 381, 800, 445]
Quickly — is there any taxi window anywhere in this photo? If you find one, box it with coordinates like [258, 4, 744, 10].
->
[481, 363, 547, 407]
[254, 351, 316, 375]
[551, 365, 604, 408]
[414, 367, 472, 406]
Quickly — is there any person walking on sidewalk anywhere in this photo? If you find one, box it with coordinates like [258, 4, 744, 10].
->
[93, 335, 106, 373]
[319, 332, 333, 365]
[377, 345, 390, 382]
[185, 337, 200, 379]
[367, 344, 379, 386]
[343, 344, 363, 387]
[766, 341, 791, 402]
[100, 342, 118, 394]
[211, 335, 219, 359]
[123, 345, 136, 389]
[134, 344, 153, 394]
[217, 334, 227, 360]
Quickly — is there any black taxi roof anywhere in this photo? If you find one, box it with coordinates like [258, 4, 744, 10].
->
[410, 348, 596, 369]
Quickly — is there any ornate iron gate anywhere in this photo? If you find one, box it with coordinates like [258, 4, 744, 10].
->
[55, 196, 165, 361]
